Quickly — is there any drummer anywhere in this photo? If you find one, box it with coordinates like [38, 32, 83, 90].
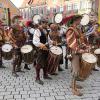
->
[25, 21, 35, 44]
[0, 20, 6, 68]
[66, 15, 89, 96]
[91, 23, 100, 47]
[9, 16, 30, 77]
[33, 20, 52, 85]
[58, 23, 68, 69]
[85, 21, 100, 71]
[48, 23, 63, 75]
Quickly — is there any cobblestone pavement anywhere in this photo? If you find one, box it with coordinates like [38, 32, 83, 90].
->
[0, 59, 100, 100]
[0, 46, 100, 100]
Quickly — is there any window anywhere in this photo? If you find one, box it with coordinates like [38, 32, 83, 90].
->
[43, 7, 47, 14]
[36, 8, 38, 14]
[60, 6, 63, 12]
[38, 7, 44, 14]
[31, 7, 34, 15]
[73, 3, 78, 10]
[53, 8, 56, 14]
[87, 1, 92, 9]
[0, 3, 3, 8]
[67, 3, 72, 11]
[56, 6, 60, 13]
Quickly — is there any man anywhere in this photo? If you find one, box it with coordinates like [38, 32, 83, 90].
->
[9, 16, 29, 77]
[93, 23, 100, 47]
[86, 22, 100, 71]
[33, 20, 52, 85]
[48, 23, 63, 75]
[0, 27, 6, 68]
[66, 15, 89, 96]
[25, 21, 35, 44]
[59, 23, 68, 69]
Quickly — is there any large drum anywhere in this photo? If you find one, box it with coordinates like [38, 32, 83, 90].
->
[21, 44, 34, 64]
[48, 46, 63, 74]
[94, 48, 100, 67]
[2, 43, 13, 60]
[79, 53, 97, 80]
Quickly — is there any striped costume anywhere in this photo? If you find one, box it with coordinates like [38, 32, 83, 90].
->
[66, 26, 87, 78]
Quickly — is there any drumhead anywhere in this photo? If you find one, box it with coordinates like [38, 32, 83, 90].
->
[33, 15, 41, 24]
[21, 45, 33, 54]
[2, 44, 13, 52]
[80, 14, 89, 26]
[82, 53, 97, 63]
[54, 13, 63, 23]
[94, 48, 100, 54]
[50, 46, 62, 55]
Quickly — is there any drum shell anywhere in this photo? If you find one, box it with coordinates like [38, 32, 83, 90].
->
[79, 58, 96, 80]
[95, 54, 100, 67]
[49, 51, 62, 62]
[2, 50, 13, 60]
[21, 50, 34, 64]
[48, 51, 62, 74]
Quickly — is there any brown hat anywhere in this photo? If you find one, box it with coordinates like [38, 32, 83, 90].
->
[50, 24, 58, 31]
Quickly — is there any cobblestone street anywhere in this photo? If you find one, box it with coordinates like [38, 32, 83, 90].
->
[0, 58, 100, 100]
[0, 0, 100, 99]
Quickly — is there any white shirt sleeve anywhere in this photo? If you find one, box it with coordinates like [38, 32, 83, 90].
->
[33, 29, 42, 47]
[48, 35, 54, 47]
[86, 26, 95, 36]
[29, 28, 35, 35]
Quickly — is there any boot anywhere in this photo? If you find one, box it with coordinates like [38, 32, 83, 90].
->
[12, 72, 19, 77]
[24, 64, 30, 70]
[58, 66, 64, 71]
[0, 65, 6, 68]
[35, 79, 44, 85]
[43, 76, 52, 80]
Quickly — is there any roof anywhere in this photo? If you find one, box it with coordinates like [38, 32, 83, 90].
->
[0, 0, 20, 18]
[20, 0, 46, 8]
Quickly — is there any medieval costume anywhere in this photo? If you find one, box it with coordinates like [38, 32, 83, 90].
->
[9, 16, 30, 77]
[66, 15, 89, 96]
[0, 28, 6, 68]
[33, 22, 52, 85]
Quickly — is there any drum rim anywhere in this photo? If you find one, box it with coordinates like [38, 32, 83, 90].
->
[82, 53, 97, 64]
[50, 46, 62, 55]
[21, 44, 33, 54]
[2, 44, 13, 52]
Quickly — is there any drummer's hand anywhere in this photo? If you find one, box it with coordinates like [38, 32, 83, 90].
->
[53, 41, 57, 46]
[39, 44, 48, 50]
[14, 45, 18, 48]
[79, 49, 85, 53]
[85, 49, 89, 53]
[42, 45, 48, 50]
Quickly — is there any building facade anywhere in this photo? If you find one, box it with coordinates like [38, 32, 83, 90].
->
[0, 0, 20, 25]
[19, 0, 93, 22]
